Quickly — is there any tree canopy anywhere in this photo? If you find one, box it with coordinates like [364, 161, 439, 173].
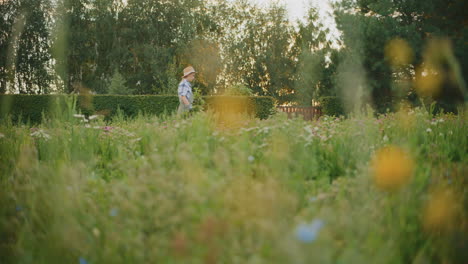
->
[0, 0, 465, 111]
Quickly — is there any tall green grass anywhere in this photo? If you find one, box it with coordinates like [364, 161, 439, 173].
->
[0, 106, 466, 264]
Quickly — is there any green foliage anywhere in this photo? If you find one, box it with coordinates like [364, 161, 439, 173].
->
[295, 51, 327, 106]
[2, 0, 466, 112]
[52, 0, 94, 93]
[224, 84, 253, 96]
[0, 95, 56, 123]
[213, 2, 300, 103]
[319, 96, 345, 116]
[0, 108, 466, 263]
[191, 87, 205, 112]
[91, 95, 180, 118]
[333, 0, 467, 113]
[0, 95, 275, 123]
[107, 70, 133, 95]
[254, 96, 276, 119]
[294, 7, 337, 105]
[0, 0, 53, 94]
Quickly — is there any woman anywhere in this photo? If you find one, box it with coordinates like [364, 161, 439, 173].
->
[177, 66, 196, 115]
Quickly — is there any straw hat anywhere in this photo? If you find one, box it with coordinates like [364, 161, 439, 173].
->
[182, 66, 196, 77]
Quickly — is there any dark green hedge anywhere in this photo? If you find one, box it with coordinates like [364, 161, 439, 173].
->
[0, 95, 274, 123]
[83, 95, 179, 117]
[319, 96, 345, 117]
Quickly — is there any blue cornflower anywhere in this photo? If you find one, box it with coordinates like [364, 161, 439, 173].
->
[79, 257, 88, 264]
[16, 205, 23, 212]
[109, 208, 119, 217]
[295, 219, 325, 243]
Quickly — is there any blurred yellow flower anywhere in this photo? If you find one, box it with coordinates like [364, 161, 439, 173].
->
[385, 38, 414, 67]
[396, 103, 416, 130]
[371, 146, 414, 191]
[414, 65, 443, 97]
[209, 96, 252, 130]
[423, 188, 460, 232]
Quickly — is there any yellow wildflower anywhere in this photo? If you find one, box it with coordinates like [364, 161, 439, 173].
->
[385, 38, 414, 67]
[423, 188, 460, 232]
[371, 146, 414, 191]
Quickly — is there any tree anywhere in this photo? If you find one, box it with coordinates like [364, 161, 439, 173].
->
[89, 0, 125, 94]
[294, 7, 336, 105]
[333, 0, 467, 112]
[0, 0, 19, 93]
[117, 0, 215, 95]
[108, 70, 132, 95]
[52, 0, 94, 94]
[213, 1, 298, 103]
[0, 0, 52, 94]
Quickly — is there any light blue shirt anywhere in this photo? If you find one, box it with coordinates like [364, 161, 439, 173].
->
[178, 79, 193, 107]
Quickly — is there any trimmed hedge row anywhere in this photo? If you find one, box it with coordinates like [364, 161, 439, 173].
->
[0, 95, 275, 123]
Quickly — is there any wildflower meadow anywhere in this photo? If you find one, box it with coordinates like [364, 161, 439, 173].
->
[0, 104, 466, 264]
[1, 0, 467, 262]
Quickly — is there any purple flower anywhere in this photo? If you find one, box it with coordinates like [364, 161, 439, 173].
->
[103, 126, 114, 132]
[295, 219, 325, 243]
[79, 257, 88, 264]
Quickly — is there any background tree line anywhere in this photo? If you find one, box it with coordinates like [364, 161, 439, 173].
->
[0, 0, 466, 111]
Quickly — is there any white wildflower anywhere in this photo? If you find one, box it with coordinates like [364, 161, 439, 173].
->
[88, 115, 100, 120]
[92, 228, 100, 237]
[0, 133, 4, 139]
[261, 127, 270, 134]
[438, 118, 445, 123]
[242, 127, 258, 132]
[131, 137, 142, 143]
[314, 126, 319, 131]
[383, 135, 389, 142]
[430, 121, 437, 126]
[248, 155, 255, 162]
[73, 114, 85, 118]
[30, 129, 51, 140]
[426, 128, 432, 133]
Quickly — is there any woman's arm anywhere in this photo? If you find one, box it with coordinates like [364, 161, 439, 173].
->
[180, 96, 190, 106]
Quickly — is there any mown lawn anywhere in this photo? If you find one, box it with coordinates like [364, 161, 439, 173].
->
[0, 107, 466, 264]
